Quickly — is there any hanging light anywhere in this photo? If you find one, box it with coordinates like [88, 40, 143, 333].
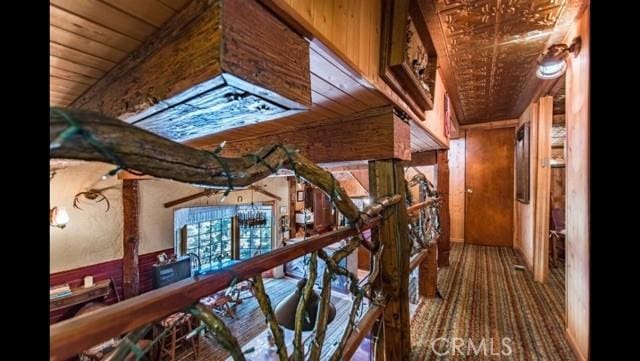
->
[274, 279, 336, 331]
[50, 206, 70, 228]
[237, 189, 267, 228]
[535, 37, 581, 80]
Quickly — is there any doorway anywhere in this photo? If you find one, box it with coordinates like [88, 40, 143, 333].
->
[464, 127, 515, 246]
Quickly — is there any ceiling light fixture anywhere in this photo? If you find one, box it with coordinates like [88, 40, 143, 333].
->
[536, 36, 582, 80]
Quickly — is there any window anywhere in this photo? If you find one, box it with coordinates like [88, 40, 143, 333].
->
[239, 205, 273, 260]
[178, 205, 274, 271]
[185, 218, 233, 269]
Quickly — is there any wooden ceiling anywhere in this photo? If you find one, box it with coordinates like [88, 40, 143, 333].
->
[49, 0, 190, 107]
[419, 0, 586, 125]
[49, 0, 442, 153]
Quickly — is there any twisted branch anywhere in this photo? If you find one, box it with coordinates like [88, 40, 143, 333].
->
[292, 252, 317, 361]
[251, 275, 288, 361]
[187, 303, 246, 361]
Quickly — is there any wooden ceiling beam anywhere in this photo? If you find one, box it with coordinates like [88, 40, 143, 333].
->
[191, 107, 411, 164]
[401, 150, 437, 167]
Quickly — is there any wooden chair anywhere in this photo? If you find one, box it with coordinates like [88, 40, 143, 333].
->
[549, 208, 566, 268]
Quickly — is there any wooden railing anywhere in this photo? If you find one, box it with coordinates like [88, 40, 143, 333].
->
[50, 217, 387, 360]
[49, 108, 441, 361]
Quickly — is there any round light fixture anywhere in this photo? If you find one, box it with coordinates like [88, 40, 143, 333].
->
[535, 37, 581, 80]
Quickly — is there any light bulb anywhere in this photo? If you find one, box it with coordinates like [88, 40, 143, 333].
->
[50, 207, 70, 228]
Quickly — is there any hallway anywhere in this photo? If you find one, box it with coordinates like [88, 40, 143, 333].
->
[411, 243, 570, 360]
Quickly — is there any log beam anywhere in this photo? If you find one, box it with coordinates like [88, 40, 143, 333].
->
[187, 107, 411, 164]
[401, 150, 437, 167]
[419, 244, 437, 298]
[436, 150, 451, 267]
[122, 179, 140, 299]
[368, 159, 411, 361]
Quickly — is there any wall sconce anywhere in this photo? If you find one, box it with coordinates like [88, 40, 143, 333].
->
[536, 36, 581, 80]
[50, 206, 69, 229]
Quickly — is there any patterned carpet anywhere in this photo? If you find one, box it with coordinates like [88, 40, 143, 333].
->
[411, 243, 572, 361]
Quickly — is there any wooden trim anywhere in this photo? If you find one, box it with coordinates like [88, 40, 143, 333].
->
[459, 118, 519, 130]
[50, 218, 381, 360]
[515, 247, 533, 272]
[342, 305, 384, 360]
[565, 328, 587, 361]
[533, 97, 553, 283]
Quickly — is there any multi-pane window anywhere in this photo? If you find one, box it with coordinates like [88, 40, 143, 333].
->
[181, 206, 273, 270]
[185, 218, 233, 270]
[239, 205, 273, 260]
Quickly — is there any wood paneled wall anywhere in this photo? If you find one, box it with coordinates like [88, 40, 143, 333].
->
[281, 0, 449, 147]
[514, 102, 538, 269]
[448, 138, 465, 242]
[50, 248, 173, 324]
[564, 6, 590, 361]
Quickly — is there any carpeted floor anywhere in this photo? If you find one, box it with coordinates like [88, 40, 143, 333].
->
[411, 243, 572, 361]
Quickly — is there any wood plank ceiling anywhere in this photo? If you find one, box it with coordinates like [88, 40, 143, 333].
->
[50, 0, 441, 153]
[419, 0, 586, 125]
[50, 0, 190, 107]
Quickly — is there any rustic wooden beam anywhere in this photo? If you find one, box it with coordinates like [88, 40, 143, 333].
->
[368, 159, 411, 361]
[50, 108, 365, 224]
[186, 107, 411, 163]
[248, 185, 282, 201]
[164, 189, 218, 208]
[436, 150, 451, 267]
[419, 244, 437, 298]
[401, 150, 437, 167]
[71, 0, 311, 142]
[122, 179, 140, 299]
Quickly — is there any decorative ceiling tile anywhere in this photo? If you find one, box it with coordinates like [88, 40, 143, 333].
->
[419, 0, 585, 124]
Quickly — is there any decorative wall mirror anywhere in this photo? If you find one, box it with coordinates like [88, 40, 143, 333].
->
[515, 123, 530, 203]
[380, 0, 437, 116]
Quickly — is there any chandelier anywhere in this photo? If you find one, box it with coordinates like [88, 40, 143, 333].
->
[237, 189, 267, 228]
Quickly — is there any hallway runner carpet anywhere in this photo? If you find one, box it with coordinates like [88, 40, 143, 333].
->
[411, 243, 573, 360]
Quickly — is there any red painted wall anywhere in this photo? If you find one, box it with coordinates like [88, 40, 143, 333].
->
[50, 248, 173, 324]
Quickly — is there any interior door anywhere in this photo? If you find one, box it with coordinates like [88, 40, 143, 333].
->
[465, 128, 515, 246]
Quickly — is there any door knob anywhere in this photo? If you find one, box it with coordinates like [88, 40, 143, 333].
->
[466, 188, 473, 193]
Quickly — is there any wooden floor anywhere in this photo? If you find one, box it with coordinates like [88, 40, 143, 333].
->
[184, 277, 354, 360]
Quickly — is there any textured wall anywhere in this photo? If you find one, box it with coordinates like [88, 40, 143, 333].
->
[50, 162, 124, 273]
[51, 162, 290, 275]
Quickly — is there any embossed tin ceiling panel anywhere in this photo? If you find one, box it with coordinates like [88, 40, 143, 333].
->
[418, 0, 585, 124]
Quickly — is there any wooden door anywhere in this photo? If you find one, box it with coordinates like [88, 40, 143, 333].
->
[465, 128, 515, 246]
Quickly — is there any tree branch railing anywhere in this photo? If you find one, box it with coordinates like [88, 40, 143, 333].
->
[49, 108, 408, 361]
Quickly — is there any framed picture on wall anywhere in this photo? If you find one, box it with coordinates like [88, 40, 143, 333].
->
[296, 191, 304, 202]
[515, 122, 530, 203]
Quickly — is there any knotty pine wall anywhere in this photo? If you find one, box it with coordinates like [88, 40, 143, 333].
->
[281, 0, 449, 147]
[564, 6, 589, 360]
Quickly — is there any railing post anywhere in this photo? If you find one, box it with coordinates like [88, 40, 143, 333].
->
[368, 159, 411, 361]
[419, 244, 437, 298]
[436, 150, 451, 267]
[122, 179, 140, 299]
